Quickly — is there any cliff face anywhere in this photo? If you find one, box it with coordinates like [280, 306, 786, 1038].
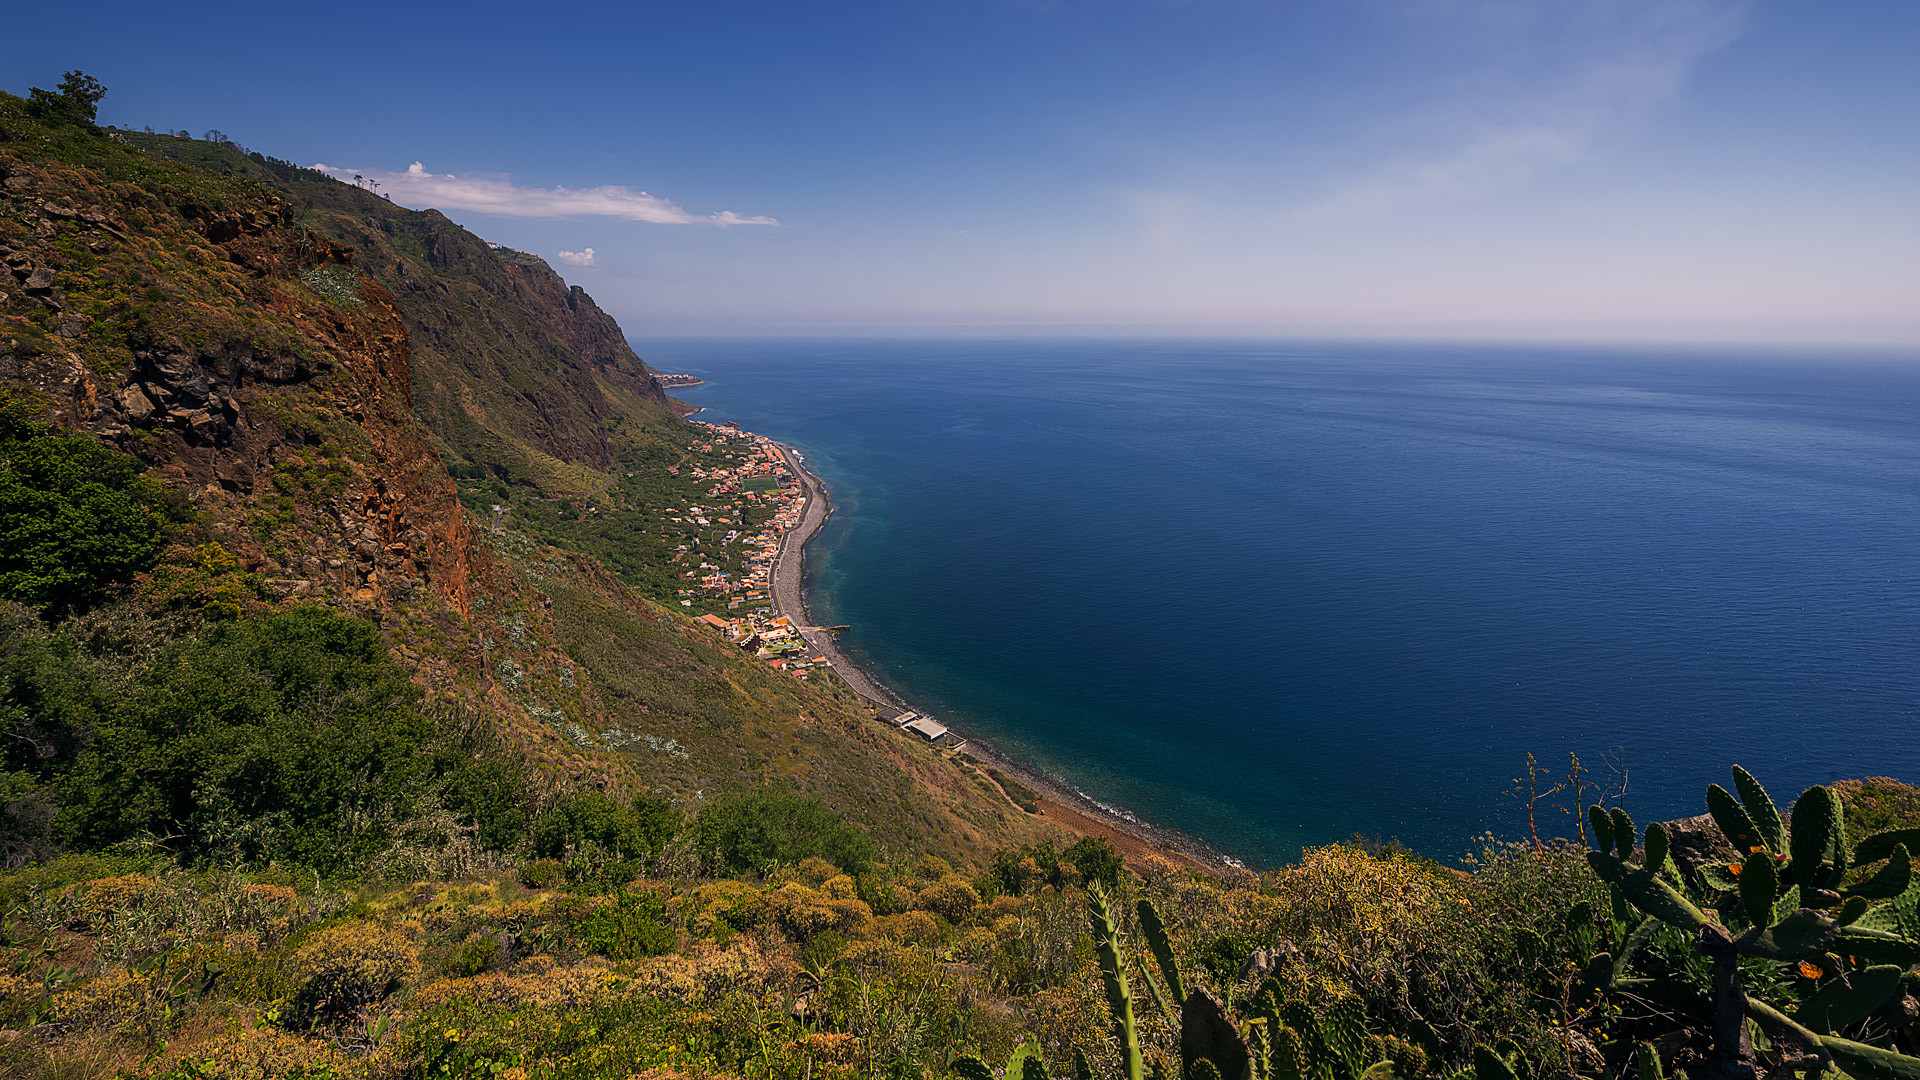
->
[0, 125, 487, 617]
[123, 134, 680, 494]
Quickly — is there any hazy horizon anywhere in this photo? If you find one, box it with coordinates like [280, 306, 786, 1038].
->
[630, 329, 1920, 351]
[10, 0, 1917, 344]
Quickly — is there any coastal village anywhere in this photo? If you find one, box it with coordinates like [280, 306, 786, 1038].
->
[672, 421, 972, 750]
[456, 410, 977, 749]
[663, 419, 804, 622]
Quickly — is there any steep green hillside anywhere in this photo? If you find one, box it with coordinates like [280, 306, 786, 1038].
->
[0, 79, 1049, 881]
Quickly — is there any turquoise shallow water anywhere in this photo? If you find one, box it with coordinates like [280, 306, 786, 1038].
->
[641, 339, 1920, 866]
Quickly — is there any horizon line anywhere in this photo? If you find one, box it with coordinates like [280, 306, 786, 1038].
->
[624, 329, 1920, 355]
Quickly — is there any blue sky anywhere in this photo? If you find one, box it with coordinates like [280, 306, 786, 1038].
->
[7, 0, 1917, 341]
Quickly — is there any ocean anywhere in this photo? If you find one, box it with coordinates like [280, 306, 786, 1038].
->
[640, 339, 1920, 867]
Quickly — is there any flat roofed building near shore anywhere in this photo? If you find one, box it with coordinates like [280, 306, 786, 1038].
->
[903, 717, 948, 742]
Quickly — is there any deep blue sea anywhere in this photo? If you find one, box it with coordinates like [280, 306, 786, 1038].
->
[639, 339, 1920, 867]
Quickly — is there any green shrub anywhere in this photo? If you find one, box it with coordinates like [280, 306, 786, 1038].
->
[0, 392, 189, 619]
[694, 787, 877, 876]
[1064, 836, 1124, 889]
[799, 929, 848, 972]
[531, 789, 680, 869]
[54, 607, 436, 871]
[1196, 930, 1259, 986]
[989, 842, 1069, 896]
[573, 891, 675, 960]
[447, 932, 502, 977]
[18, 606, 535, 874]
[522, 858, 566, 889]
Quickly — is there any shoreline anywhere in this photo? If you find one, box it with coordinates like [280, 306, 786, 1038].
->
[767, 442, 1232, 874]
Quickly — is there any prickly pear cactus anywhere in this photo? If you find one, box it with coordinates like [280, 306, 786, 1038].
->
[1582, 766, 1920, 1080]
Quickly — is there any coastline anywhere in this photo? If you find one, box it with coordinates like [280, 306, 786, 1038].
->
[767, 442, 1232, 874]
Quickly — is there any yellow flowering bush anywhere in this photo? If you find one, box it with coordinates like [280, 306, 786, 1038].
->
[913, 874, 982, 925]
[793, 856, 841, 886]
[45, 968, 153, 1031]
[871, 910, 942, 946]
[409, 957, 620, 1012]
[682, 879, 768, 937]
[290, 922, 421, 1020]
[235, 882, 298, 909]
[160, 1027, 348, 1080]
[63, 873, 162, 930]
[766, 882, 869, 938]
[626, 938, 793, 1002]
[0, 971, 39, 1024]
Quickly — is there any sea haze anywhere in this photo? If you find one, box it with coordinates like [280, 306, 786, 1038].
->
[643, 339, 1920, 866]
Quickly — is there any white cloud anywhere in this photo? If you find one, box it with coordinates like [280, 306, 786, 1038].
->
[556, 248, 596, 267]
[309, 161, 778, 226]
[1286, 0, 1750, 221]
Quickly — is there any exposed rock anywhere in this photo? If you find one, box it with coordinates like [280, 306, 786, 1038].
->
[1236, 944, 1295, 983]
[22, 267, 55, 292]
[1665, 813, 1738, 872]
[118, 385, 155, 421]
[174, 368, 211, 404]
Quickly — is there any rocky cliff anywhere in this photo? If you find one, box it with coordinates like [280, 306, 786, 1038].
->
[0, 124, 487, 617]
[121, 135, 683, 494]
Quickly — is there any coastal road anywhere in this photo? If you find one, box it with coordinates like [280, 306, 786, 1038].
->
[770, 445, 900, 707]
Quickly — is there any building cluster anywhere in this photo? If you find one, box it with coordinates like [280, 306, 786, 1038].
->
[696, 612, 834, 680]
[669, 422, 806, 613]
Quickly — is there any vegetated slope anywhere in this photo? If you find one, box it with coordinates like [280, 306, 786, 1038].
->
[0, 89, 1047, 868]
